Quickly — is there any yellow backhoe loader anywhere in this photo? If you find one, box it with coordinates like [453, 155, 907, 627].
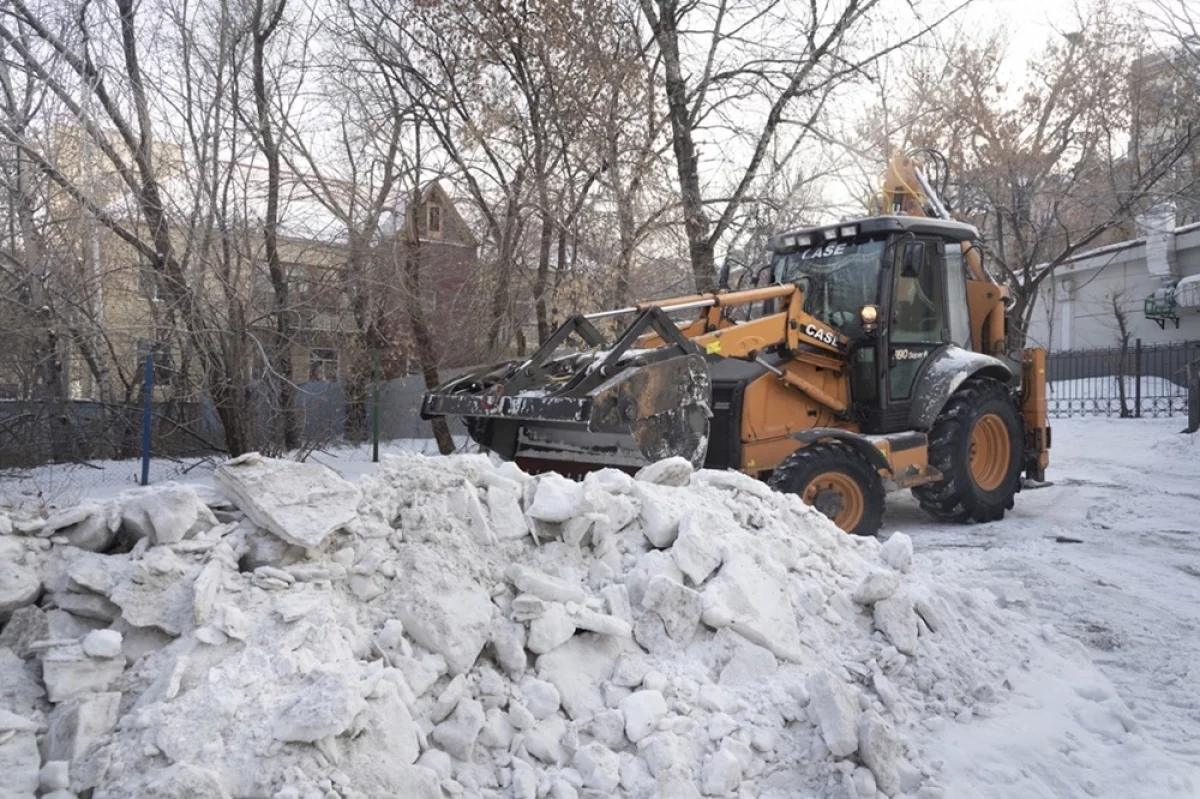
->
[422, 151, 1050, 535]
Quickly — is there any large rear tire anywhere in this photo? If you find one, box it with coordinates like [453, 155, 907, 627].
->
[913, 377, 1024, 523]
[769, 443, 886, 536]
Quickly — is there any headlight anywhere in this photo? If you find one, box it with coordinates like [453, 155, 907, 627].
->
[860, 305, 879, 323]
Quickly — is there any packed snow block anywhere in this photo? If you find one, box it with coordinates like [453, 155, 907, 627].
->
[45, 691, 121, 762]
[274, 668, 368, 743]
[431, 697, 485, 761]
[806, 670, 861, 757]
[574, 742, 621, 792]
[852, 570, 900, 605]
[0, 709, 40, 799]
[40, 761, 69, 793]
[536, 634, 624, 720]
[634, 485, 686, 548]
[635, 457, 694, 487]
[879, 532, 913, 573]
[506, 565, 586, 604]
[120, 484, 217, 545]
[0, 557, 40, 622]
[672, 511, 724, 585]
[624, 549, 685, 607]
[213, 454, 360, 548]
[0, 606, 48, 658]
[571, 607, 632, 638]
[857, 712, 900, 796]
[700, 552, 804, 661]
[527, 602, 576, 655]
[716, 633, 778, 688]
[701, 745, 743, 797]
[81, 630, 123, 660]
[489, 619, 528, 677]
[40, 643, 124, 703]
[524, 714, 568, 764]
[874, 594, 919, 656]
[521, 677, 561, 719]
[346, 681, 420, 775]
[51, 591, 119, 624]
[107, 763, 232, 799]
[0, 648, 44, 720]
[641, 574, 703, 643]
[526, 473, 588, 523]
[488, 484, 529, 541]
[43, 502, 120, 552]
[109, 548, 196, 636]
[397, 583, 494, 675]
[619, 689, 667, 743]
[62, 550, 128, 597]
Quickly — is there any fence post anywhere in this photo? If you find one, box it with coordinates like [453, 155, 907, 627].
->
[372, 348, 381, 464]
[1135, 338, 1142, 418]
[140, 351, 154, 486]
[1187, 359, 1199, 434]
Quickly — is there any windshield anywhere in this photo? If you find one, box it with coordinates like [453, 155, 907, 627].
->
[772, 238, 884, 335]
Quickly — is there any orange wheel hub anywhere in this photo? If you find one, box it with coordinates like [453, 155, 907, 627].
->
[969, 413, 1011, 491]
[802, 471, 865, 532]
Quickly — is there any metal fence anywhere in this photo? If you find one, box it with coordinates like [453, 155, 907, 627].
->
[1045, 339, 1200, 418]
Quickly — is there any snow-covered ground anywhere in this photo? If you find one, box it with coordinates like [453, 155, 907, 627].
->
[3, 419, 1198, 796]
[886, 417, 1200, 796]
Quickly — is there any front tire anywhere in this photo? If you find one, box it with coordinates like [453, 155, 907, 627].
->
[913, 377, 1024, 523]
[769, 443, 886, 536]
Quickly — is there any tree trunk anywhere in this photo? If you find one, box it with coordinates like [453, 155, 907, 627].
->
[252, 0, 298, 452]
[402, 199, 454, 455]
[535, 206, 553, 343]
[641, 0, 715, 294]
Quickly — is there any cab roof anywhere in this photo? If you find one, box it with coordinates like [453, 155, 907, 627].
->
[766, 215, 979, 253]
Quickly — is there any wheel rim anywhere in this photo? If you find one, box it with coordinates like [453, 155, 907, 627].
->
[802, 471, 865, 532]
[969, 413, 1011, 491]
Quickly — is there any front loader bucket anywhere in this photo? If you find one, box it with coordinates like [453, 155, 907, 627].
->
[421, 307, 713, 471]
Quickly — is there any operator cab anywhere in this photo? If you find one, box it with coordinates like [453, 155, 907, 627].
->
[767, 215, 980, 433]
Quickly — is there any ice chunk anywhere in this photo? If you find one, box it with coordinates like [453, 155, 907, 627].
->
[213, 454, 360, 548]
[488, 484, 529, 541]
[852, 570, 900, 605]
[526, 473, 587, 523]
[505, 564, 586, 603]
[806, 670, 861, 757]
[81, 629, 123, 659]
[701, 745, 743, 796]
[527, 602, 576, 654]
[0, 558, 40, 622]
[701, 552, 804, 661]
[575, 742, 621, 791]
[858, 712, 900, 796]
[44, 502, 119, 552]
[0, 709, 39, 799]
[0, 606, 47, 658]
[120, 484, 216, 545]
[880, 532, 913, 573]
[635, 457, 693, 487]
[874, 594, 918, 655]
[672, 511, 723, 585]
[274, 668, 367, 743]
[431, 697, 485, 760]
[641, 575, 703, 643]
[40, 643, 124, 703]
[536, 634, 623, 720]
[398, 583, 494, 675]
[45, 691, 120, 761]
[520, 677, 561, 719]
[619, 689, 667, 743]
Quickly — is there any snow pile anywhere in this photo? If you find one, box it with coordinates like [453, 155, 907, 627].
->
[0, 452, 1165, 799]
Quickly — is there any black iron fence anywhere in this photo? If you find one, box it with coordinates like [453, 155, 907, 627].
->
[1045, 339, 1200, 418]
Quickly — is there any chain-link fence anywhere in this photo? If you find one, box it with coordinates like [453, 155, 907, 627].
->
[1045, 339, 1200, 418]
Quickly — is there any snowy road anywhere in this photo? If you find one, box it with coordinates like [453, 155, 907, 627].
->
[885, 417, 1200, 795]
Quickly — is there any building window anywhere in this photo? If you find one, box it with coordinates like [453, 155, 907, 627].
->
[309, 348, 337, 382]
[427, 204, 443, 236]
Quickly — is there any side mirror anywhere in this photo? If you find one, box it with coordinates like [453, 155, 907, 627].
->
[901, 242, 925, 278]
